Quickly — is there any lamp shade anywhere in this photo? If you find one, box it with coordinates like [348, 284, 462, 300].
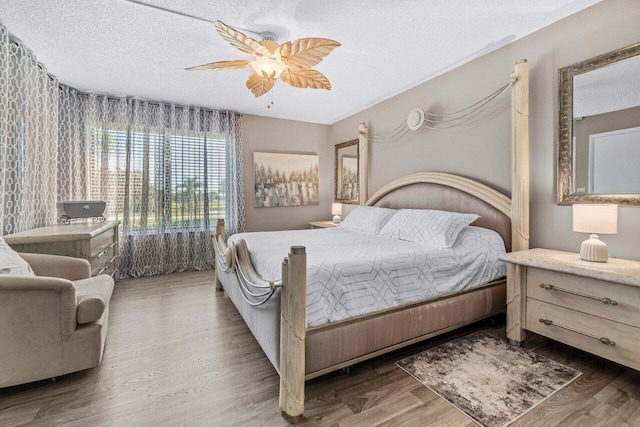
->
[250, 57, 287, 79]
[331, 203, 343, 216]
[573, 204, 618, 235]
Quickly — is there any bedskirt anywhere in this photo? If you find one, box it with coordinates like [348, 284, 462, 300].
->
[305, 281, 505, 377]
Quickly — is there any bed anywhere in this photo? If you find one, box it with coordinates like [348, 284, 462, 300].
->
[214, 60, 529, 423]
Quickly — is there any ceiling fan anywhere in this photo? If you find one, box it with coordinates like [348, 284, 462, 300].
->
[186, 21, 341, 98]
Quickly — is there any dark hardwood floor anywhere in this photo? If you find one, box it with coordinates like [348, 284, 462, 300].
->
[1, 271, 638, 426]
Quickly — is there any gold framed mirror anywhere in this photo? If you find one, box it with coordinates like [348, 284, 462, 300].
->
[558, 43, 640, 205]
[334, 139, 359, 204]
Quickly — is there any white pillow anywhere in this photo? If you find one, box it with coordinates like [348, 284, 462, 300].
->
[379, 209, 480, 247]
[339, 206, 397, 235]
[0, 236, 35, 276]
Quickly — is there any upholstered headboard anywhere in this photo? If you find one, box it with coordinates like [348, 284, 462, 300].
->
[366, 173, 513, 252]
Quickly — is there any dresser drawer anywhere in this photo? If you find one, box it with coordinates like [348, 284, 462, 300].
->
[527, 267, 640, 328]
[89, 229, 118, 278]
[90, 227, 115, 251]
[526, 298, 640, 371]
[90, 251, 118, 276]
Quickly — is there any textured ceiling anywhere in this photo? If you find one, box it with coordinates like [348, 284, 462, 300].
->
[573, 55, 640, 118]
[0, 0, 602, 124]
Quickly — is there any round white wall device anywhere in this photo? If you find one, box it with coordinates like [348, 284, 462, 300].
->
[407, 108, 425, 130]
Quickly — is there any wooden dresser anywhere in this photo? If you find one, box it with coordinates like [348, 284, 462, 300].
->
[4, 220, 120, 281]
[505, 248, 640, 371]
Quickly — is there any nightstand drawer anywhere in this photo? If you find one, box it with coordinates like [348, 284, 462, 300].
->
[526, 298, 640, 371]
[527, 267, 640, 328]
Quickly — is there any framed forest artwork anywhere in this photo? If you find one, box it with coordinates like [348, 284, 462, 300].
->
[253, 152, 320, 207]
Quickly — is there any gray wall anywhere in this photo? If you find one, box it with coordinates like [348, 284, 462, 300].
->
[330, 0, 640, 260]
[242, 114, 332, 231]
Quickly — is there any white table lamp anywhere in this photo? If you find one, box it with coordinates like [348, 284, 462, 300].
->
[573, 204, 617, 262]
[332, 203, 343, 223]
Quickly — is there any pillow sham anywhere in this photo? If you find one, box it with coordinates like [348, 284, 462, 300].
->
[339, 206, 397, 235]
[0, 236, 35, 276]
[379, 209, 479, 247]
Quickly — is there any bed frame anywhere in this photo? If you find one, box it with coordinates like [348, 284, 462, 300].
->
[214, 60, 529, 423]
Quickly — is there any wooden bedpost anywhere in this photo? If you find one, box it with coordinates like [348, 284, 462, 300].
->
[359, 122, 369, 205]
[507, 59, 530, 345]
[214, 219, 225, 291]
[280, 246, 307, 423]
[510, 59, 530, 253]
[216, 219, 225, 239]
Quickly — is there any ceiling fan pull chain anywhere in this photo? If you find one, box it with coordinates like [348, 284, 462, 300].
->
[267, 87, 275, 109]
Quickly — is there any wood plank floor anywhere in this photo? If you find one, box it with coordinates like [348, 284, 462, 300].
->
[1, 270, 639, 426]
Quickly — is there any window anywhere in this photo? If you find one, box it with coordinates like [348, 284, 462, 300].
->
[91, 128, 226, 232]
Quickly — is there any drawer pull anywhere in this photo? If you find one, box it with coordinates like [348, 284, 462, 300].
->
[539, 283, 618, 306]
[91, 242, 117, 260]
[106, 255, 118, 265]
[538, 318, 616, 346]
[96, 266, 108, 275]
[92, 249, 107, 260]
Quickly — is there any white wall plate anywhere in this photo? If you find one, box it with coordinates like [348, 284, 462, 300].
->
[407, 108, 425, 131]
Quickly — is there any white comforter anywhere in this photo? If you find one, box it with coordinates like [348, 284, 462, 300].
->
[228, 226, 506, 327]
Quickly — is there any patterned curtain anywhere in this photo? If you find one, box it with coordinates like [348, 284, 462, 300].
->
[85, 95, 245, 278]
[223, 113, 245, 236]
[58, 86, 90, 201]
[0, 21, 245, 278]
[0, 23, 64, 234]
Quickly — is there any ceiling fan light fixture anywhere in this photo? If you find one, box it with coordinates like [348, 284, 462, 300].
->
[250, 57, 286, 79]
[186, 21, 340, 97]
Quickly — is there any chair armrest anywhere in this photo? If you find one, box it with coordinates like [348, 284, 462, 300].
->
[74, 275, 114, 324]
[0, 275, 78, 335]
[19, 253, 91, 281]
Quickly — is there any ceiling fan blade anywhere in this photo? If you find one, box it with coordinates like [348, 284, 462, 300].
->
[215, 21, 270, 57]
[259, 40, 279, 53]
[185, 60, 251, 71]
[280, 68, 331, 90]
[246, 73, 275, 97]
[276, 38, 341, 68]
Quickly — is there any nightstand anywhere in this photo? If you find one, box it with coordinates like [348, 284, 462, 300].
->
[504, 248, 640, 371]
[308, 221, 339, 229]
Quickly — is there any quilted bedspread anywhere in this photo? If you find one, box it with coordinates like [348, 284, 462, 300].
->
[228, 226, 506, 327]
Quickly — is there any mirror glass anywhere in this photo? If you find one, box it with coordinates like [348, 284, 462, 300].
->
[572, 55, 640, 195]
[334, 139, 359, 204]
[558, 43, 640, 205]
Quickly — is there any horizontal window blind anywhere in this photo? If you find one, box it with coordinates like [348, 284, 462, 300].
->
[90, 128, 225, 232]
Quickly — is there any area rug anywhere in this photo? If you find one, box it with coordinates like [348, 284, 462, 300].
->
[396, 331, 581, 427]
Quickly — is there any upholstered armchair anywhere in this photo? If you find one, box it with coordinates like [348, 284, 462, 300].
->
[0, 253, 114, 388]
